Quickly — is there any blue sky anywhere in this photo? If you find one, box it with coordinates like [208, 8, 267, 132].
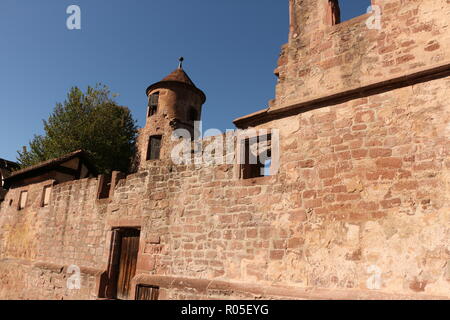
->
[0, 0, 370, 161]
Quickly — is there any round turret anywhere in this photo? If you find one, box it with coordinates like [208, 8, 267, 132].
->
[136, 59, 206, 167]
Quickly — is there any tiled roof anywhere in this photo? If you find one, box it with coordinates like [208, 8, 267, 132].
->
[162, 68, 196, 87]
[5, 150, 97, 180]
[146, 67, 206, 103]
[0, 158, 19, 170]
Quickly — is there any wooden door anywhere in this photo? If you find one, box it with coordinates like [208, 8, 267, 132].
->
[135, 285, 159, 300]
[116, 229, 140, 300]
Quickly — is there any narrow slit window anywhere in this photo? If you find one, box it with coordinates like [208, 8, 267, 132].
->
[97, 175, 112, 200]
[188, 107, 198, 122]
[148, 92, 160, 117]
[147, 135, 162, 160]
[18, 191, 28, 210]
[41, 185, 52, 207]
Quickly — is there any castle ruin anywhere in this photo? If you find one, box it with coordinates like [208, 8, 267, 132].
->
[0, 0, 449, 300]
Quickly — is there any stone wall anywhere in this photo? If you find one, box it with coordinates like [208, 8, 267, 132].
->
[1, 74, 449, 299]
[0, 0, 449, 300]
[274, 0, 450, 111]
[0, 259, 100, 300]
[0, 177, 105, 299]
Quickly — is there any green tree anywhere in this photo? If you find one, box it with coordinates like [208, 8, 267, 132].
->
[18, 84, 138, 174]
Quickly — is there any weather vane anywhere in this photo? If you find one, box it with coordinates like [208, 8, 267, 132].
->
[178, 57, 184, 69]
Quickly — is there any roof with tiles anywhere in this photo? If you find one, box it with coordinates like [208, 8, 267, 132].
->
[146, 66, 206, 103]
[162, 68, 196, 87]
[4, 150, 98, 188]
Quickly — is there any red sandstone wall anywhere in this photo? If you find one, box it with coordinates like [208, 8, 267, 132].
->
[0, 178, 105, 299]
[275, 0, 450, 111]
[0, 0, 449, 300]
[1, 79, 449, 300]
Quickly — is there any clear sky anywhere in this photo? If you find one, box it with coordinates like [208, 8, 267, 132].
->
[0, 0, 370, 161]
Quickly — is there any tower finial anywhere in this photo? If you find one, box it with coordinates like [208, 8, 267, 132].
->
[178, 57, 184, 69]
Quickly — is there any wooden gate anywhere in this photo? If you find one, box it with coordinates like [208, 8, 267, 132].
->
[115, 228, 140, 300]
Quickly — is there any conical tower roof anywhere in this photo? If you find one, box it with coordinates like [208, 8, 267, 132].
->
[146, 59, 206, 104]
[161, 68, 196, 87]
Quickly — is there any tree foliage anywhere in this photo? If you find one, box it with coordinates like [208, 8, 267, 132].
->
[18, 84, 138, 174]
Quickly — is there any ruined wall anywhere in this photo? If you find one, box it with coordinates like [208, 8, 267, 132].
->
[131, 79, 449, 300]
[3, 73, 449, 299]
[0, 0, 449, 300]
[275, 0, 450, 110]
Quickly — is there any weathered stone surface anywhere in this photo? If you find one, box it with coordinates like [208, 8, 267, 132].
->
[0, 0, 449, 300]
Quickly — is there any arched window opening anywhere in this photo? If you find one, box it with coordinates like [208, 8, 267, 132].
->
[148, 92, 159, 117]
